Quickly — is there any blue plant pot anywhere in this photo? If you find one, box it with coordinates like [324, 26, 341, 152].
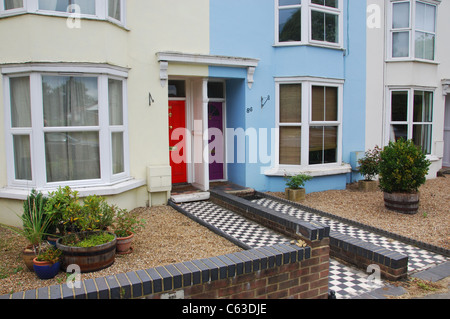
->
[33, 260, 61, 280]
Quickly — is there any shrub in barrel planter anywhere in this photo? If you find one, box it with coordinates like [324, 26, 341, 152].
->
[378, 139, 430, 214]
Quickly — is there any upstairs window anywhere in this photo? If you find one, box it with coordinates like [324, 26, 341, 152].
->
[1, 0, 125, 25]
[276, 0, 342, 47]
[390, 0, 437, 61]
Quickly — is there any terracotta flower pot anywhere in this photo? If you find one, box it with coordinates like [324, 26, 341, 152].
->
[116, 232, 134, 255]
[32, 258, 61, 280]
[23, 245, 38, 271]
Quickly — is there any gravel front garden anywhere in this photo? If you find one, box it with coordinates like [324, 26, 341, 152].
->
[0, 176, 448, 297]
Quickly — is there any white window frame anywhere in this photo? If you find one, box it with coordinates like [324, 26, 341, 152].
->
[272, 76, 344, 175]
[0, 0, 127, 27]
[385, 86, 435, 155]
[388, 0, 439, 62]
[2, 63, 130, 190]
[275, 0, 344, 49]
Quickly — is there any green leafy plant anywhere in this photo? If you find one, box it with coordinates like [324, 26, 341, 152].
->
[79, 195, 116, 232]
[113, 209, 146, 238]
[1, 190, 52, 250]
[378, 139, 431, 194]
[284, 173, 313, 190]
[35, 247, 62, 264]
[61, 232, 115, 248]
[358, 146, 382, 181]
[44, 186, 82, 234]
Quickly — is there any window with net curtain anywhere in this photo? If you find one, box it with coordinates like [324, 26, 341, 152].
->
[8, 74, 126, 185]
[391, 1, 436, 60]
[3, 0, 23, 10]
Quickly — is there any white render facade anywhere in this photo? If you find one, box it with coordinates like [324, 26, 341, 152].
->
[366, 0, 450, 177]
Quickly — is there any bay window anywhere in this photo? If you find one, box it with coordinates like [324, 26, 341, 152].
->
[389, 88, 434, 154]
[276, 0, 342, 47]
[390, 0, 437, 61]
[4, 65, 129, 189]
[276, 78, 343, 168]
[1, 0, 125, 24]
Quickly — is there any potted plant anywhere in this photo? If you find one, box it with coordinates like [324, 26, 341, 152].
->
[112, 208, 146, 254]
[33, 245, 62, 280]
[284, 173, 313, 202]
[56, 231, 117, 273]
[357, 146, 382, 192]
[378, 138, 431, 214]
[1, 190, 53, 271]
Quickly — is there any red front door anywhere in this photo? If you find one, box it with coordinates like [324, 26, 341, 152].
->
[169, 100, 187, 184]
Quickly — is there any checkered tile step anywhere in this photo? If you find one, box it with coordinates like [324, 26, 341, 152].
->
[252, 197, 449, 273]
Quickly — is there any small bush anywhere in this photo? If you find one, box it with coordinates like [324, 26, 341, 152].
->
[358, 146, 382, 181]
[378, 139, 430, 194]
[284, 173, 313, 190]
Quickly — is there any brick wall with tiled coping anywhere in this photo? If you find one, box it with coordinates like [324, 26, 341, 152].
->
[209, 190, 408, 281]
[0, 242, 330, 300]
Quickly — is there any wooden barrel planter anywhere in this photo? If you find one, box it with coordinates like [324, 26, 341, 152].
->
[383, 192, 420, 215]
[56, 231, 117, 273]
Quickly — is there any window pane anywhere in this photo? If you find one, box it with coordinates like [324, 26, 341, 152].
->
[280, 84, 301, 123]
[416, 2, 435, 33]
[45, 132, 100, 182]
[39, 0, 95, 15]
[208, 82, 224, 99]
[279, 8, 301, 42]
[4, 0, 23, 10]
[109, 79, 123, 126]
[312, 86, 338, 122]
[13, 135, 32, 181]
[279, 0, 301, 6]
[390, 124, 408, 142]
[391, 91, 408, 121]
[168, 80, 186, 98]
[415, 32, 435, 60]
[10, 76, 31, 128]
[311, 11, 338, 43]
[392, 2, 410, 29]
[43, 76, 98, 127]
[311, 0, 338, 9]
[413, 91, 433, 122]
[413, 124, 432, 154]
[279, 127, 301, 165]
[309, 126, 337, 165]
[108, 0, 121, 21]
[112, 132, 124, 174]
[392, 32, 410, 57]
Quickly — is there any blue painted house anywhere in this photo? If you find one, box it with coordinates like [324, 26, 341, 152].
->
[207, 0, 367, 193]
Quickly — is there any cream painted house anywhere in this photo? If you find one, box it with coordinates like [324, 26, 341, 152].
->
[366, 0, 450, 177]
[0, 0, 212, 226]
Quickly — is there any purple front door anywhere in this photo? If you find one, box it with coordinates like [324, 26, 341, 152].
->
[208, 102, 224, 180]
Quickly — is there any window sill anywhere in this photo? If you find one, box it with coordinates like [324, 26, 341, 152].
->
[385, 58, 439, 65]
[0, 178, 146, 201]
[273, 42, 344, 51]
[264, 163, 352, 177]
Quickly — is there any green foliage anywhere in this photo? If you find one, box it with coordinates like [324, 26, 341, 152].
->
[378, 139, 431, 194]
[44, 186, 82, 234]
[78, 195, 116, 232]
[358, 146, 382, 181]
[113, 209, 146, 238]
[35, 247, 62, 264]
[61, 232, 115, 248]
[284, 173, 313, 190]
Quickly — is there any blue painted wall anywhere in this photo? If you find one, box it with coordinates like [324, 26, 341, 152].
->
[209, 0, 366, 193]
